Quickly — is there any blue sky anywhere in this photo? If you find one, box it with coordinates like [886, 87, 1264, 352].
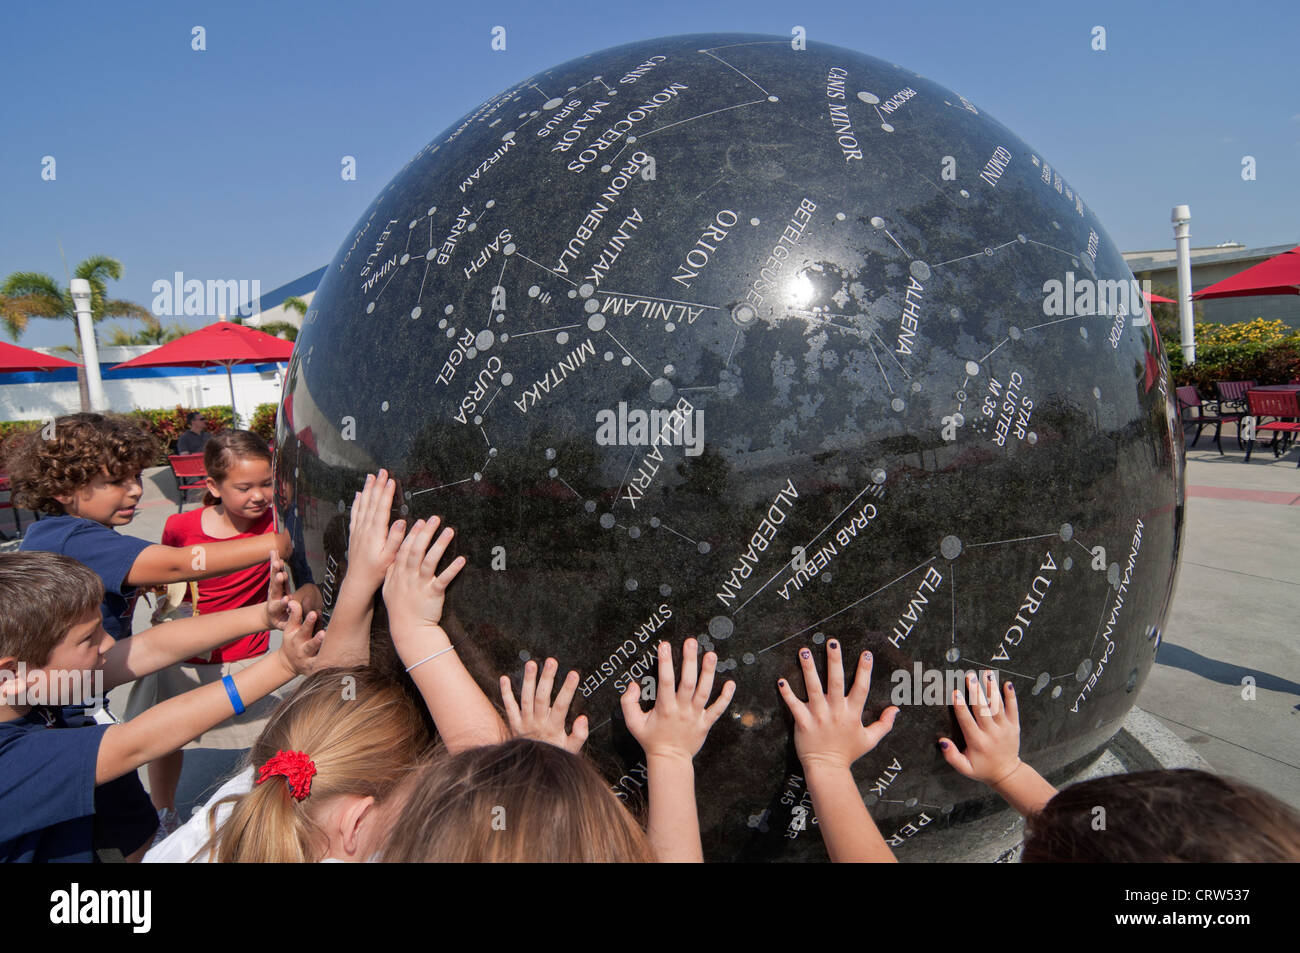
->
[2, 0, 1296, 347]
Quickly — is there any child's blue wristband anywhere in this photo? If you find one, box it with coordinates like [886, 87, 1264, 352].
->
[222, 675, 246, 715]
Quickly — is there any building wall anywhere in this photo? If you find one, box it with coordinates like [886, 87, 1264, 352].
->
[0, 346, 284, 426]
[1131, 264, 1300, 327]
[243, 289, 316, 331]
[1125, 244, 1300, 329]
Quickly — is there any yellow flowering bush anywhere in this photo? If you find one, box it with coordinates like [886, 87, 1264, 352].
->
[1170, 318, 1300, 392]
[1195, 318, 1293, 348]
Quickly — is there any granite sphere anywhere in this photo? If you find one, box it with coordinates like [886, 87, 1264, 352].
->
[277, 33, 1184, 860]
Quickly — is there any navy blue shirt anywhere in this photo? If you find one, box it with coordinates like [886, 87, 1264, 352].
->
[21, 516, 153, 639]
[0, 707, 157, 862]
[175, 430, 212, 456]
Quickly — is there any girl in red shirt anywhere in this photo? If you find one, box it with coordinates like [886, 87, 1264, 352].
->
[139, 430, 319, 839]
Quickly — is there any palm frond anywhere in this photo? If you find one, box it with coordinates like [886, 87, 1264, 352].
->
[2, 272, 68, 308]
[0, 308, 24, 342]
[3, 260, 150, 347]
[104, 324, 136, 347]
[74, 255, 125, 285]
[282, 296, 308, 318]
[256, 321, 298, 341]
[104, 320, 190, 346]
[99, 298, 156, 325]
[0, 292, 65, 340]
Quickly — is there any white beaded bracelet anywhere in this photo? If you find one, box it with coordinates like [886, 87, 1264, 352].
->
[405, 644, 457, 672]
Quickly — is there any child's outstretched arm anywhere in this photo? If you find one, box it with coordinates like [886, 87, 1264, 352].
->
[939, 670, 1057, 817]
[315, 470, 405, 668]
[382, 517, 506, 751]
[500, 657, 588, 753]
[96, 599, 321, 784]
[102, 553, 294, 690]
[125, 531, 293, 587]
[620, 638, 735, 863]
[777, 642, 899, 863]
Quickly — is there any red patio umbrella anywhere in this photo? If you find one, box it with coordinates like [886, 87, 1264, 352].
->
[0, 340, 81, 372]
[110, 321, 294, 423]
[1142, 290, 1176, 304]
[1192, 245, 1300, 300]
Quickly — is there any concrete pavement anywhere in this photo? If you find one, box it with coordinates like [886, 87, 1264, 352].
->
[1144, 441, 1300, 811]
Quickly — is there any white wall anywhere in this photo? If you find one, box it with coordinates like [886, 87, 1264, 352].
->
[242, 289, 314, 330]
[1, 347, 284, 428]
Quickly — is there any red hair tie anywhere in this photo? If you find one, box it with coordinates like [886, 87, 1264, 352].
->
[257, 750, 317, 801]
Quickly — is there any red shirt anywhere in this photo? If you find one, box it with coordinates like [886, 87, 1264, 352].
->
[161, 507, 274, 664]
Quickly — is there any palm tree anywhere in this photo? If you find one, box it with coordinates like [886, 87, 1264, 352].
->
[2, 255, 156, 410]
[105, 321, 189, 346]
[224, 297, 301, 342]
[1, 291, 63, 341]
[282, 296, 308, 321]
[256, 320, 298, 341]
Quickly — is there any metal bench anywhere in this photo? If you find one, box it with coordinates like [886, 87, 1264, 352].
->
[1243, 389, 1300, 466]
[1175, 385, 1240, 455]
[1213, 379, 1256, 415]
[167, 453, 209, 512]
[0, 473, 22, 539]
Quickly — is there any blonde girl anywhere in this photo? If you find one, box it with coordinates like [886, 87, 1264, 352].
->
[147, 665, 430, 863]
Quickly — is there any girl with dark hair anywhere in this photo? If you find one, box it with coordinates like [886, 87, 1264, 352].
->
[938, 671, 1300, 862]
[132, 430, 320, 841]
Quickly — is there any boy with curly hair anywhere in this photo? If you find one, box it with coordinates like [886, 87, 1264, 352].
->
[8, 413, 294, 640]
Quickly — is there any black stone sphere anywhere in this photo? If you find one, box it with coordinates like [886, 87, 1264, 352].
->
[276, 33, 1184, 861]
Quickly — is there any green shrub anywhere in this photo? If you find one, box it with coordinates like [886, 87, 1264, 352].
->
[0, 405, 257, 469]
[249, 403, 277, 443]
[126, 405, 234, 462]
[0, 420, 40, 470]
[1168, 319, 1300, 395]
[0, 420, 40, 444]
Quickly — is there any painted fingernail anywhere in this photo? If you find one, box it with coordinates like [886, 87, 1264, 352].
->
[777, 679, 786, 688]
[939, 740, 950, 750]
[863, 651, 872, 661]
[800, 649, 811, 660]
[828, 639, 838, 650]
[1006, 683, 1014, 692]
